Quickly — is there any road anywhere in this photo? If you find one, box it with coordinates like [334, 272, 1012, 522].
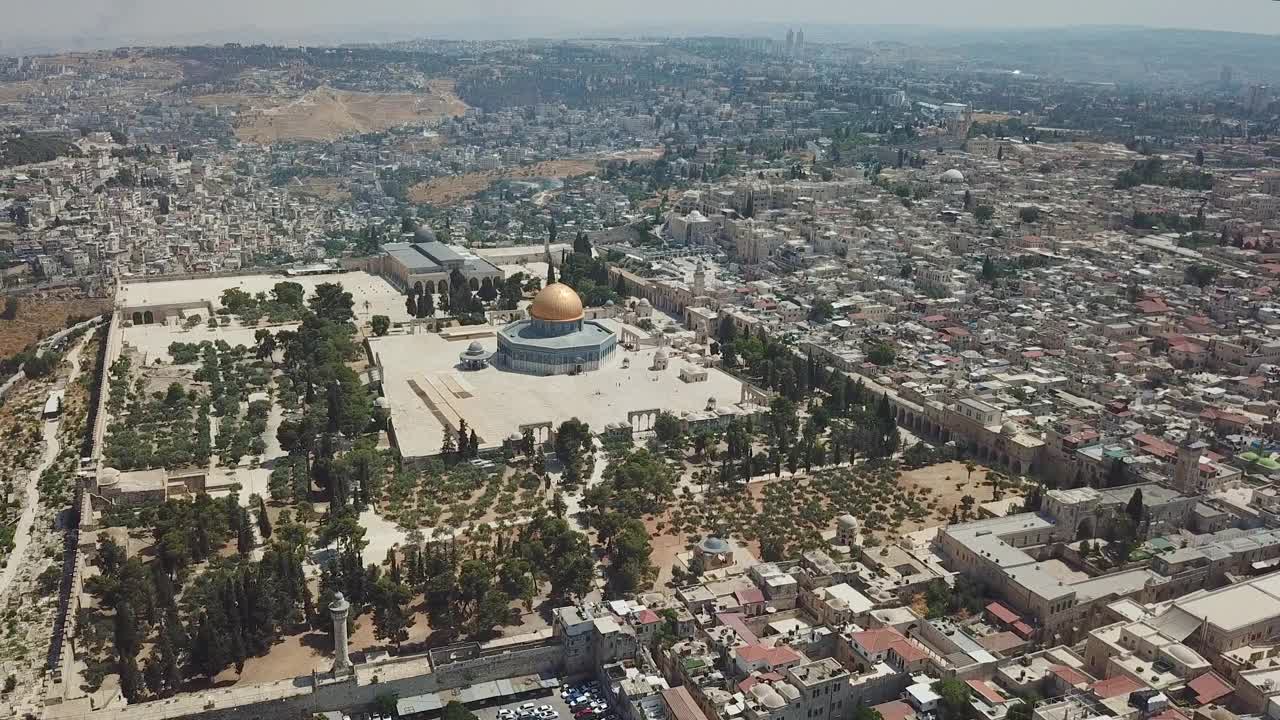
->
[0, 335, 86, 601]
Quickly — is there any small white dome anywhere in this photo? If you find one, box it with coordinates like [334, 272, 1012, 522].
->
[940, 169, 966, 183]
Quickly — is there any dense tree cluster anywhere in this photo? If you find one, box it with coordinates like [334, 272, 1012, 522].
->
[1114, 157, 1213, 190]
[217, 281, 308, 325]
[0, 129, 82, 168]
[558, 247, 618, 308]
[84, 494, 311, 700]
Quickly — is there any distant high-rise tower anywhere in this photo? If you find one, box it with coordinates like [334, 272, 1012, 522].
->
[796, 29, 804, 50]
[1220, 65, 1234, 89]
[786, 29, 795, 52]
[1247, 84, 1271, 114]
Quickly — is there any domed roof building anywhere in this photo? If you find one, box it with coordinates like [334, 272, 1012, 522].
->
[529, 282, 585, 322]
[495, 282, 617, 375]
[939, 168, 966, 183]
[459, 340, 493, 370]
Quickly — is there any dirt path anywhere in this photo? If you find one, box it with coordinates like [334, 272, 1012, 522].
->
[0, 335, 86, 600]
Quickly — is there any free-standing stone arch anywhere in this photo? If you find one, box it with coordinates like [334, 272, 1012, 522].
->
[132, 312, 143, 325]
[414, 281, 424, 294]
[628, 409, 663, 432]
[437, 280, 448, 295]
[143, 310, 154, 324]
[519, 421, 554, 446]
[468, 277, 479, 291]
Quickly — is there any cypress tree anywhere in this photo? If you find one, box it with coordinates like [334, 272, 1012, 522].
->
[236, 507, 254, 556]
[114, 600, 141, 658]
[119, 654, 144, 702]
[256, 495, 272, 539]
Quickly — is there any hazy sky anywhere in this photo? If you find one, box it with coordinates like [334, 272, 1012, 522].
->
[5, 0, 1280, 50]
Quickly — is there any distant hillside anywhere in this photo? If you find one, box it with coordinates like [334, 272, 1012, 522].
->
[928, 27, 1280, 87]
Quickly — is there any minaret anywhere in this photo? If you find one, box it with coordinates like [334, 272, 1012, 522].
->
[544, 232, 551, 264]
[693, 261, 706, 297]
[330, 592, 352, 674]
[1175, 422, 1207, 495]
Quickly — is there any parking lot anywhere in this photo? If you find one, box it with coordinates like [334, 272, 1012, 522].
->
[473, 693, 576, 720]
[472, 680, 614, 720]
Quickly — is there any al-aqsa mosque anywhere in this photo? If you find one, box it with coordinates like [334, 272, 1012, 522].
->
[495, 282, 618, 375]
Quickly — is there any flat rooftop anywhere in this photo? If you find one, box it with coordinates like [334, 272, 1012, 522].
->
[1177, 573, 1280, 632]
[370, 326, 752, 460]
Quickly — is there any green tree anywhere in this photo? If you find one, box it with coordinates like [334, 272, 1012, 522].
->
[853, 705, 885, 720]
[604, 517, 654, 597]
[1126, 487, 1144, 522]
[308, 283, 355, 324]
[255, 495, 273, 540]
[974, 205, 995, 223]
[653, 412, 684, 450]
[867, 343, 896, 366]
[1185, 263, 1219, 288]
[1008, 703, 1033, 720]
[372, 575, 414, 652]
[371, 315, 391, 336]
[933, 679, 973, 720]
[443, 701, 479, 720]
[808, 299, 834, 322]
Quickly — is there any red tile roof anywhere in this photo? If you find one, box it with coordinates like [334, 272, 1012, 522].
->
[1133, 433, 1176, 459]
[636, 609, 661, 625]
[1150, 709, 1191, 720]
[717, 612, 761, 646]
[850, 628, 929, 662]
[1187, 671, 1233, 705]
[1091, 675, 1144, 699]
[1049, 665, 1090, 687]
[735, 644, 802, 667]
[737, 672, 785, 693]
[873, 700, 917, 720]
[986, 602, 1021, 625]
[966, 680, 1007, 705]
[735, 588, 765, 606]
[663, 686, 711, 720]
[1011, 621, 1035, 639]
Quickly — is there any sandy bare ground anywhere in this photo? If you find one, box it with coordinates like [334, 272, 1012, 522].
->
[409, 159, 599, 206]
[0, 296, 111, 359]
[289, 176, 351, 203]
[194, 81, 468, 144]
[897, 460, 1020, 526]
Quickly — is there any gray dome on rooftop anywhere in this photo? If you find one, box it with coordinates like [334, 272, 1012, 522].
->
[465, 341, 485, 355]
[699, 536, 730, 555]
[413, 224, 437, 243]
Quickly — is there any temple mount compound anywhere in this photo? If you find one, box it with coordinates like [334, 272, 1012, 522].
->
[495, 282, 618, 375]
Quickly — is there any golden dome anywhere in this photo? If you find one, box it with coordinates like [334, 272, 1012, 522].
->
[530, 282, 584, 322]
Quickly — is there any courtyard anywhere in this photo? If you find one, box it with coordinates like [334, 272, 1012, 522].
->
[370, 328, 752, 460]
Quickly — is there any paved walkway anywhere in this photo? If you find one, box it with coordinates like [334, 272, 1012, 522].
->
[0, 337, 86, 601]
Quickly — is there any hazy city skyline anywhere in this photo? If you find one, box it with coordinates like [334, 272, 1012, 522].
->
[4, 0, 1280, 53]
